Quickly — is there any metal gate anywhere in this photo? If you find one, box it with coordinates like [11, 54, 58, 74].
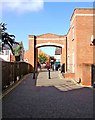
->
[91, 64, 95, 87]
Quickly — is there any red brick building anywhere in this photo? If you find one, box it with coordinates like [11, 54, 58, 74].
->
[24, 8, 95, 86]
[67, 8, 95, 86]
[24, 33, 66, 70]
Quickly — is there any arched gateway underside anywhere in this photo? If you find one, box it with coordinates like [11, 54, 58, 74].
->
[26, 33, 67, 72]
[36, 42, 64, 48]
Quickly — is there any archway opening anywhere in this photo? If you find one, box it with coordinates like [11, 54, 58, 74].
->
[37, 46, 62, 71]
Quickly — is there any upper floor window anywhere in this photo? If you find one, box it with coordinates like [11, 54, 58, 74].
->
[90, 35, 95, 46]
[0, 50, 4, 55]
[72, 25, 74, 40]
[5, 50, 9, 55]
[0, 50, 9, 55]
[0, 42, 2, 53]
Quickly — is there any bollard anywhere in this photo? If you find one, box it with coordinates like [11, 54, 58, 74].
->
[48, 69, 51, 79]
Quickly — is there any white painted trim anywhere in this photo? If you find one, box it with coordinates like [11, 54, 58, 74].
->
[36, 38, 66, 40]
[36, 42, 64, 48]
[28, 37, 34, 40]
[70, 13, 95, 26]
[72, 53, 75, 73]
[91, 34, 95, 42]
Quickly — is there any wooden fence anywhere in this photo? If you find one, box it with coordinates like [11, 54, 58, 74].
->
[2, 61, 33, 90]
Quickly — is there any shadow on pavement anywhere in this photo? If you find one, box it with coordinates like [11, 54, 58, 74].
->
[2, 73, 94, 118]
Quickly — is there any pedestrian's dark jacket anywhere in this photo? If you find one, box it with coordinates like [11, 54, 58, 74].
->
[61, 64, 65, 73]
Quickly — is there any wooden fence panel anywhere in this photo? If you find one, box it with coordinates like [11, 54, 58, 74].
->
[2, 61, 33, 90]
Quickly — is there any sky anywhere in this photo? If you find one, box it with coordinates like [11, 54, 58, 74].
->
[1, 1, 94, 56]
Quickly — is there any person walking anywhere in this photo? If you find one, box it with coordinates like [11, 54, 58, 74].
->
[46, 60, 51, 79]
[61, 64, 65, 78]
[37, 61, 41, 71]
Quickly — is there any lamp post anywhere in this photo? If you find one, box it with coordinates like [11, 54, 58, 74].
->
[48, 57, 51, 79]
[33, 35, 36, 79]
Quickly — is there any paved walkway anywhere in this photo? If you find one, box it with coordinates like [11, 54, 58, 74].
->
[2, 70, 94, 118]
[36, 70, 83, 91]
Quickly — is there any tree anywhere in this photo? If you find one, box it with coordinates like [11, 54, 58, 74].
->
[0, 22, 23, 61]
[38, 53, 48, 64]
[0, 22, 19, 55]
[13, 42, 23, 61]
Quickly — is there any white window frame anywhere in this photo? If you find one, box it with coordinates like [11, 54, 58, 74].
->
[72, 25, 74, 40]
[72, 53, 75, 73]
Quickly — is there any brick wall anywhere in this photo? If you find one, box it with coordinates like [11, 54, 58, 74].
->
[24, 8, 95, 86]
[81, 64, 92, 86]
[67, 8, 95, 86]
[64, 73, 75, 79]
[25, 33, 66, 71]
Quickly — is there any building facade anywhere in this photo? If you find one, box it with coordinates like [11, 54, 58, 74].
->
[0, 42, 24, 62]
[0, 49, 12, 61]
[24, 8, 95, 86]
[67, 8, 95, 86]
[24, 33, 66, 71]
[54, 47, 61, 62]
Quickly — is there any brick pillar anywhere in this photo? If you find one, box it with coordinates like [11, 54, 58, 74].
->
[28, 35, 35, 68]
[36, 48, 38, 70]
[61, 47, 66, 72]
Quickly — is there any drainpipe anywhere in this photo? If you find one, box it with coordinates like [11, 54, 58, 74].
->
[33, 35, 36, 79]
[66, 36, 67, 72]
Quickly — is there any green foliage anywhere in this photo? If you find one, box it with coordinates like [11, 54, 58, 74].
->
[13, 46, 20, 56]
[0, 22, 18, 55]
[13, 42, 22, 56]
[38, 53, 48, 64]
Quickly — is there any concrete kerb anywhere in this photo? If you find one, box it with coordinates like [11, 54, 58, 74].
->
[70, 78, 82, 86]
[71, 79, 93, 88]
[1, 73, 32, 99]
[58, 71, 84, 87]
[58, 71, 82, 87]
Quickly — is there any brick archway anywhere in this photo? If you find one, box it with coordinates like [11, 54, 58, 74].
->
[26, 33, 67, 72]
[36, 42, 64, 48]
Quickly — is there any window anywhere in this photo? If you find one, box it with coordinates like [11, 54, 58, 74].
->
[0, 51, 2, 55]
[72, 25, 74, 40]
[72, 53, 75, 73]
[90, 35, 95, 46]
[0, 46, 1, 51]
[0, 50, 4, 55]
[5, 50, 9, 55]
